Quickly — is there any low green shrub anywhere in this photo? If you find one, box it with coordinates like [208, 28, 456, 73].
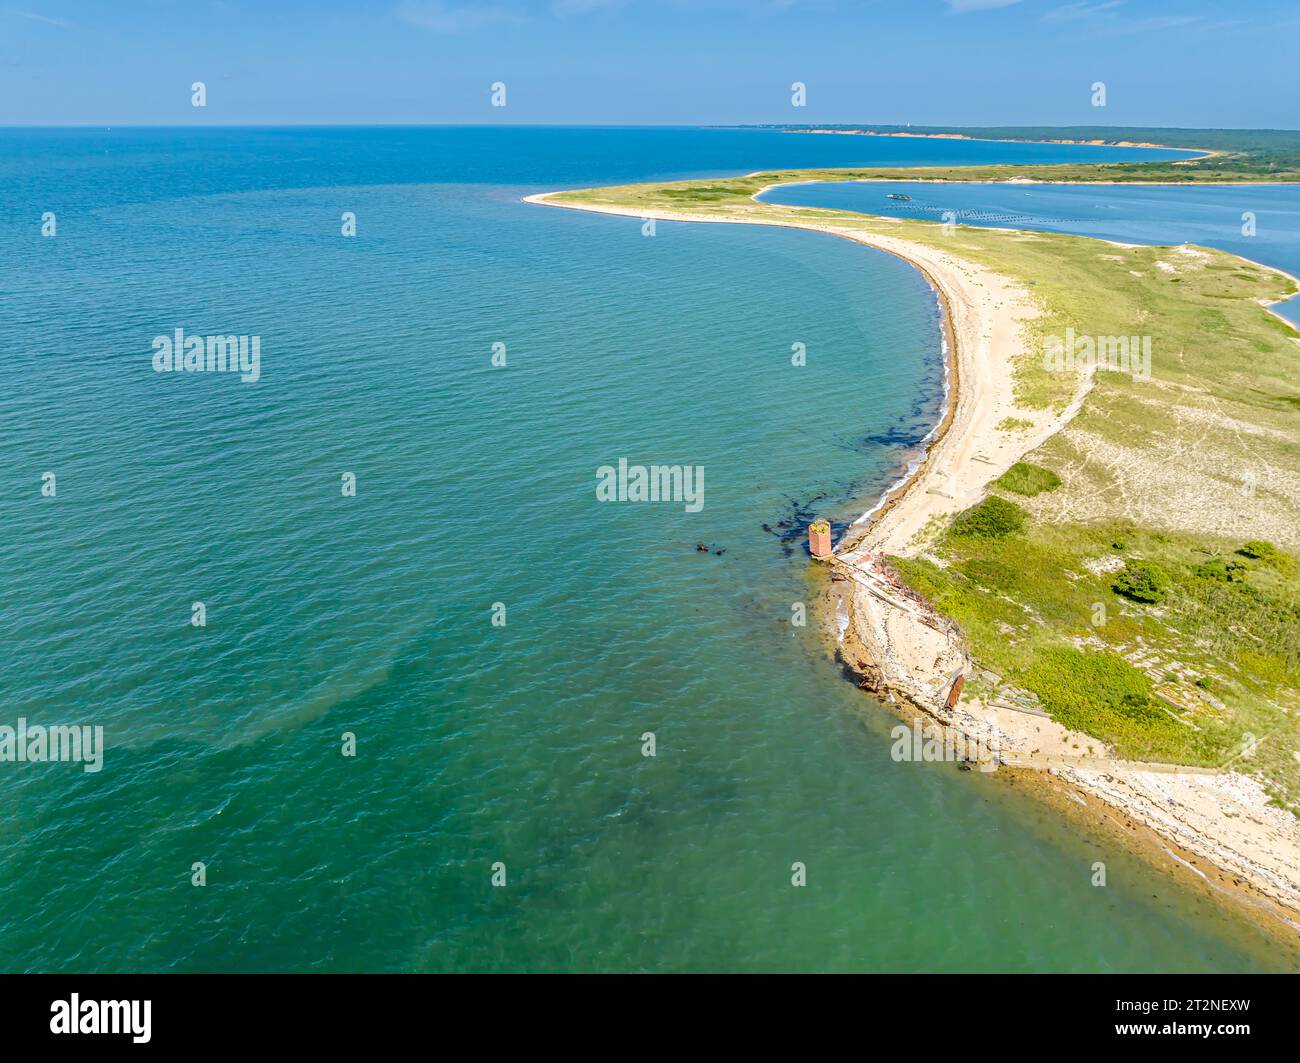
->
[1239, 540, 1292, 571]
[949, 496, 1026, 540]
[994, 461, 1062, 497]
[1113, 559, 1172, 603]
[1195, 557, 1249, 583]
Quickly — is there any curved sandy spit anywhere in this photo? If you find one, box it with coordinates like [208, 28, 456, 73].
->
[525, 187, 1300, 942]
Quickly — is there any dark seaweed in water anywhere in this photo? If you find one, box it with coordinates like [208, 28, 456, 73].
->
[762, 491, 855, 558]
[856, 423, 927, 449]
[846, 381, 942, 452]
[762, 361, 945, 557]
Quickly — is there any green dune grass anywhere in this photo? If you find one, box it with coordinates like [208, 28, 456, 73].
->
[770, 125, 1300, 182]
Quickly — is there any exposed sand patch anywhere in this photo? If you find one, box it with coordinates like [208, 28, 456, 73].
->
[1044, 422, 1300, 549]
[1082, 553, 1126, 576]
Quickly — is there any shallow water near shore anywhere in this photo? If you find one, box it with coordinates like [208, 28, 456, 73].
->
[1, 127, 1291, 971]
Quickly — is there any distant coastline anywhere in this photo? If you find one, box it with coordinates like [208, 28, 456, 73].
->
[784, 127, 1215, 157]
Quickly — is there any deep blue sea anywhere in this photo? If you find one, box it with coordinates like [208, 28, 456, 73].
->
[3, 126, 1289, 972]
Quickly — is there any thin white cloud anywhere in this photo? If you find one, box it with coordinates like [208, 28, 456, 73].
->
[1041, 3, 1225, 36]
[1040, 1, 1124, 23]
[4, 8, 75, 28]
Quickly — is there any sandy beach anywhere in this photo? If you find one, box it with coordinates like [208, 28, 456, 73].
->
[526, 186, 1300, 937]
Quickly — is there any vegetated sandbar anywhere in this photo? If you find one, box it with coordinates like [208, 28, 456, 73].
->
[786, 127, 1216, 157]
[526, 159, 1300, 941]
[773, 125, 1300, 181]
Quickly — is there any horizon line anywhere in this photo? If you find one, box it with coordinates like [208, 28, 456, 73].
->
[1, 121, 1295, 133]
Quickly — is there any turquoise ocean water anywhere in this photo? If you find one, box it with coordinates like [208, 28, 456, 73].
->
[1, 127, 1291, 972]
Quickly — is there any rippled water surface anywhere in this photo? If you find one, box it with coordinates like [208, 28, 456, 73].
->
[1, 127, 1288, 972]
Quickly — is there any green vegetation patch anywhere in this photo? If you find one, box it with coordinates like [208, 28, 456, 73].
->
[1113, 559, 1173, 604]
[994, 461, 1061, 497]
[1195, 557, 1250, 583]
[658, 184, 759, 202]
[1021, 648, 1193, 759]
[893, 516, 1300, 778]
[995, 416, 1034, 431]
[949, 495, 1026, 539]
[1240, 540, 1293, 572]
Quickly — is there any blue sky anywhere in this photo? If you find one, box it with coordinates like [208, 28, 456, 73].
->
[1, 0, 1295, 126]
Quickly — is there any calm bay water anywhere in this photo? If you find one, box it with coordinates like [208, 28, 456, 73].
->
[762, 178, 1300, 323]
[1, 127, 1288, 972]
